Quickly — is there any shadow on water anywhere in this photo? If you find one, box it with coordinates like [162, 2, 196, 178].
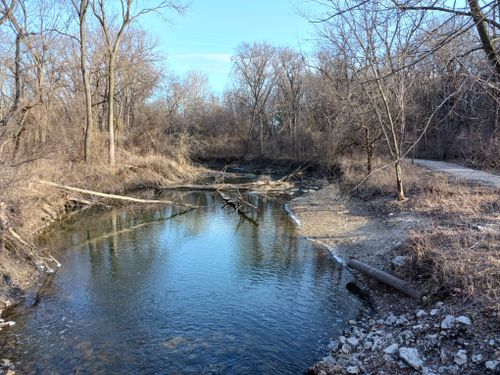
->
[0, 191, 367, 375]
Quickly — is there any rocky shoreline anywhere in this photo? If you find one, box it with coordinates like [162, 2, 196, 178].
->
[287, 184, 499, 375]
[309, 301, 499, 374]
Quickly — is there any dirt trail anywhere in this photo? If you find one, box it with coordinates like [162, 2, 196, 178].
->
[413, 159, 500, 188]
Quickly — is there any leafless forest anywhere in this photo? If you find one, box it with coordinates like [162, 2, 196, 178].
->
[0, 0, 499, 199]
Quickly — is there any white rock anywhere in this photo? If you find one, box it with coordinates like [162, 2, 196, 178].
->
[440, 315, 455, 329]
[416, 309, 428, 318]
[346, 365, 360, 374]
[471, 354, 483, 363]
[385, 313, 397, 326]
[341, 344, 352, 355]
[391, 256, 407, 267]
[347, 337, 360, 348]
[485, 360, 498, 371]
[456, 316, 472, 326]
[383, 343, 399, 355]
[454, 349, 467, 365]
[399, 347, 424, 370]
[436, 302, 445, 308]
[430, 309, 439, 316]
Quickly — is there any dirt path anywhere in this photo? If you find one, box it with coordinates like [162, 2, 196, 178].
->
[413, 159, 500, 188]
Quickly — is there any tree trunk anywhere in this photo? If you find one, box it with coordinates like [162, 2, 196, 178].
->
[468, 0, 500, 78]
[107, 54, 116, 166]
[395, 160, 405, 201]
[80, 0, 93, 163]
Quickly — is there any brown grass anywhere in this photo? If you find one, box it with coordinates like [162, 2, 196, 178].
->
[338, 155, 425, 198]
[338, 155, 500, 313]
[404, 179, 500, 312]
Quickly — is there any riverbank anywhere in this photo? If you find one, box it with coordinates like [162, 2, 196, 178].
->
[288, 159, 499, 374]
[0, 151, 204, 311]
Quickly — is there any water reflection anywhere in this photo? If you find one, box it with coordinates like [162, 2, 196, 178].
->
[0, 191, 363, 374]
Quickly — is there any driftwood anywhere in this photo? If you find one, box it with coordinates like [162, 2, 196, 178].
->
[160, 180, 292, 193]
[37, 180, 198, 208]
[217, 191, 259, 225]
[346, 258, 422, 299]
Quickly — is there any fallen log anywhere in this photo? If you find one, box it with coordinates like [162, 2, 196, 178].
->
[37, 180, 198, 208]
[160, 180, 293, 193]
[346, 258, 422, 299]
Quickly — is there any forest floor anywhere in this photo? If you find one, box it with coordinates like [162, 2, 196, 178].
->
[290, 160, 500, 375]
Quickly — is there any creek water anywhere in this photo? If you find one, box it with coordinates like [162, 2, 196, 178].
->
[0, 191, 364, 374]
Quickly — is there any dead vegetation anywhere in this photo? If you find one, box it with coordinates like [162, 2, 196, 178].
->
[403, 179, 500, 314]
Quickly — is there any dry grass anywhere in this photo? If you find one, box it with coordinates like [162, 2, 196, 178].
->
[338, 155, 425, 198]
[403, 179, 500, 312]
[338, 155, 500, 313]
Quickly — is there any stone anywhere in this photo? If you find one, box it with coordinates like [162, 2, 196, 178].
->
[347, 337, 360, 348]
[455, 316, 472, 326]
[398, 347, 424, 370]
[2, 359, 12, 366]
[416, 309, 428, 318]
[385, 313, 397, 326]
[430, 309, 439, 316]
[440, 315, 455, 329]
[436, 302, 445, 308]
[341, 344, 352, 355]
[383, 343, 399, 355]
[6, 370, 15, 375]
[485, 360, 498, 371]
[454, 349, 467, 365]
[471, 354, 483, 363]
[391, 256, 407, 267]
[395, 316, 409, 326]
[346, 365, 360, 374]
[371, 337, 383, 351]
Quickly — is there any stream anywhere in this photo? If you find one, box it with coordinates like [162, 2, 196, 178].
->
[0, 190, 364, 374]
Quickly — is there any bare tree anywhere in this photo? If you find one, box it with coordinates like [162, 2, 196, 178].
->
[71, 0, 93, 162]
[232, 42, 276, 155]
[92, 0, 185, 165]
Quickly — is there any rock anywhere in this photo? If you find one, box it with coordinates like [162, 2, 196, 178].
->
[436, 302, 445, 308]
[399, 347, 424, 370]
[485, 360, 498, 371]
[383, 343, 399, 355]
[471, 354, 483, 363]
[395, 316, 409, 326]
[416, 309, 428, 318]
[391, 256, 407, 267]
[454, 349, 467, 365]
[6, 370, 15, 375]
[341, 344, 352, 355]
[346, 337, 359, 348]
[371, 337, 383, 351]
[440, 315, 455, 329]
[385, 313, 397, 326]
[430, 309, 439, 316]
[346, 365, 360, 374]
[455, 316, 471, 326]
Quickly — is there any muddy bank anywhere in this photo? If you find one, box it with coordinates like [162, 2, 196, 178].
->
[287, 183, 500, 374]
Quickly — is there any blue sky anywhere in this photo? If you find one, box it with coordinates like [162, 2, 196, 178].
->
[141, 0, 318, 93]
